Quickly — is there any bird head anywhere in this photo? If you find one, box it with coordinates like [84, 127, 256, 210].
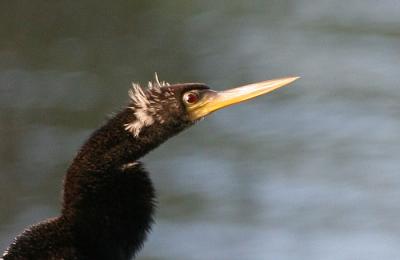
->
[124, 74, 299, 137]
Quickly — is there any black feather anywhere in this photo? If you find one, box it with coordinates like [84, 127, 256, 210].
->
[3, 83, 208, 260]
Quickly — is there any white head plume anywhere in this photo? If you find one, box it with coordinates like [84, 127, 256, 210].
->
[124, 74, 172, 137]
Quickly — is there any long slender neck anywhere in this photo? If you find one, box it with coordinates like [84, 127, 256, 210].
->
[60, 108, 183, 259]
[70, 109, 162, 170]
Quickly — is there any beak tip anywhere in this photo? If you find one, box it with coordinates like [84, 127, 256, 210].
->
[287, 76, 301, 83]
[278, 76, 300, 87]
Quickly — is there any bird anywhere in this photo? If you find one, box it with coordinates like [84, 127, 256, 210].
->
[2, 74, 298, 260]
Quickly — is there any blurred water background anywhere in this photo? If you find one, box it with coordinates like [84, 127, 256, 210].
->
[1, 1, 400, 259]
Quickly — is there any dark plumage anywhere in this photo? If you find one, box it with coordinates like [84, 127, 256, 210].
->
[3, 76, 298, 259]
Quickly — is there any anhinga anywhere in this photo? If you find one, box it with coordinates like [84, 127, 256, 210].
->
[2, 75, 298, 260]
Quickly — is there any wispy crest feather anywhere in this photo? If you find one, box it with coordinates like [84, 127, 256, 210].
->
[128, 73, 170, 106]
[124, 73, 171, 137]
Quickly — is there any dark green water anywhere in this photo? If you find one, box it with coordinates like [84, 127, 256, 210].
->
[1, 1, 400, 259]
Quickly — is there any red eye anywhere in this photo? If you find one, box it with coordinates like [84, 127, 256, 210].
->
[183, 91, 199, 104]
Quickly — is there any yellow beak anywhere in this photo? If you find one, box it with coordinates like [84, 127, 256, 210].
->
[188, 77, 299, 120]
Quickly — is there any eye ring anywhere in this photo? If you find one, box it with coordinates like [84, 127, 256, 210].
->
[183, 91, 200, 105]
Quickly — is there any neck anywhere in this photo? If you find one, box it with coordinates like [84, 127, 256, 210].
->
[60, 108, 182, 259]
[72, 109, 161, 168]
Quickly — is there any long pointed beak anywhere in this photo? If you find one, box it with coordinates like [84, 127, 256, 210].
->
[188, 77, 299, 120]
